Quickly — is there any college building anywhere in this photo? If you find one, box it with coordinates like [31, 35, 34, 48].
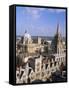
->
[16, 24, 66, 83]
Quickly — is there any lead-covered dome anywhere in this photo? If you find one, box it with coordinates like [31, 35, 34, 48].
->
[23, 30, 32, 44]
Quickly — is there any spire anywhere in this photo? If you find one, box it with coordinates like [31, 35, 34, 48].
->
[57, 23, 59, 35]
[51, 23, 63, 54]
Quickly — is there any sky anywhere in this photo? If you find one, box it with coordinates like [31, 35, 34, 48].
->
[16, 6, 66, 37]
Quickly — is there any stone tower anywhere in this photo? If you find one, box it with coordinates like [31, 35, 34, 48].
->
[38, 37, 41, 44]
[51, 23, 64, 54]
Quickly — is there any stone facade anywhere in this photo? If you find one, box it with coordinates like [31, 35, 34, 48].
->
[16, 24, 66, 84]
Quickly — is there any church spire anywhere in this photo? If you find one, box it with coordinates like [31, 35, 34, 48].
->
[51, 23, 63, 54]
[57, 23, 59, 35]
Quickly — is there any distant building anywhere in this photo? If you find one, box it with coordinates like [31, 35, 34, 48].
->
[16, 24, 66, 83]
[51, 24, 64, 54]
[22, 31, 44, 54]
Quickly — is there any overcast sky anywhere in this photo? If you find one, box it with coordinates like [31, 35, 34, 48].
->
[16, 6, 66, 37]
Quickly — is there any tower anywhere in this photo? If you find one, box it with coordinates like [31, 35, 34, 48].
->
[51, 23, 64, 54]
[23, 30, 33, 53]
[23, 30, 32, 45]
[38, 37, 41, 44]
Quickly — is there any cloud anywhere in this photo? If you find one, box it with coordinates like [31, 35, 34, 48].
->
[25, 7, 65, 19]
[25, 7, 45, 19]
[47, 9, 65, 13]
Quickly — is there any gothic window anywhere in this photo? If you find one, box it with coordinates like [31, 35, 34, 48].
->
[54, 62, 56, 66]
[50, 63, 52, 67]
[45, 64, 48, 69]
[41, 64, 43, 69]
[17, 73, 19, 77]
[58, 61, 59, 65]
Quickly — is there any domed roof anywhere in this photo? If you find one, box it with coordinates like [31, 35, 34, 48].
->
[23, 30, 32, 44]
[24, 30, 31, 40]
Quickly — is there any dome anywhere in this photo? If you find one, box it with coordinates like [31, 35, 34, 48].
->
[23, 31, 32, 44]
[24, 33, 31, 40]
